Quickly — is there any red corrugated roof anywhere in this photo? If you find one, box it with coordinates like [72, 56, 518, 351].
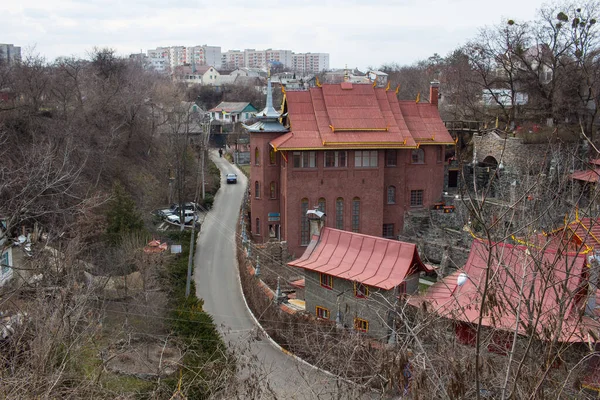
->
[413, 239, 598, 343]
[273, 84, 453, 150]
[289, 227, 432, 290]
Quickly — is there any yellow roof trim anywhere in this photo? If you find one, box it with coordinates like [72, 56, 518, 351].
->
[577, 219, 600, 246]
[276, 144, 419, 151]
[323, 140, 408, 145]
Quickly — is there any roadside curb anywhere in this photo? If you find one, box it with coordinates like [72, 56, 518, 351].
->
[235, 248, 363, 385]
[235, 238, 379, 395]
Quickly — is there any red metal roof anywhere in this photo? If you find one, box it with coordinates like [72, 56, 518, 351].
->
[289, 227, 432, 290]
[272, 83, 453, 151]
[412, 239, 598, 343]
[571, 168, 600, 183]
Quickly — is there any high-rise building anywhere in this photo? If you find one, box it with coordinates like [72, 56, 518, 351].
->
[0, 44, 21, 65]
[185, 45, 222, 67]
[222, 50, 245, 70]
[145, 45, 328, 73]
[147, 47, 170, 73]
[292, 52, 329, 74]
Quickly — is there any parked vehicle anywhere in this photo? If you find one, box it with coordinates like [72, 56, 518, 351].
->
[158, 202, 197, 218]
[166, 210, 197, 225]
[226, 173, 237, 184]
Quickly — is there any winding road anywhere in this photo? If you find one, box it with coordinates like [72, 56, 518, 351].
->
[193, 152, 360, 399]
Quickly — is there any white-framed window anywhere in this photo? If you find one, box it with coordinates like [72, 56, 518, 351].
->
[301, 198, 310, 245]
[352, 197, 360, 233]
[336, 198, 344, 230]
[355, 150, 378, 167]
[324, 151, 347, 168]
[387, 186, 396, 204]
[385, 150, 397, 167]
[383, 224, 395, 238]
[411, 148, 425, 164]
[293, 151, 316, 168]
[410, 190, 424, 207]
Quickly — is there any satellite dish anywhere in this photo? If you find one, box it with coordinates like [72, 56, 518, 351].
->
[457, 272, 469, 287]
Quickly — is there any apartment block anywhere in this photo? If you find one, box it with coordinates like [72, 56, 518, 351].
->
[292, 52, 330, 74]
[185, 45, 222, 67]
[0, 44, 21, 65]
[222, 50, 245, 70]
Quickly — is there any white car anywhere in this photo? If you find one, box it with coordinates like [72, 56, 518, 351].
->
[166, 210, 197, 225]
[158, 202, 197, 218]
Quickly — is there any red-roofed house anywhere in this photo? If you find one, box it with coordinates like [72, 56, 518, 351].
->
[289, 218, 433, 340]
[247, 79, 454, 257]
[413, 239, 599, 345]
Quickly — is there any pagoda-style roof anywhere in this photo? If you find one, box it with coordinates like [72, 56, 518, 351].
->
[411, 239, 597, 343]
[244, 77, 288, 134]
[270, 83, 454, 151]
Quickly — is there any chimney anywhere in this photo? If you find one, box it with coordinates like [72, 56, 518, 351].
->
[306, 209, 325, 237]
[586, 251, 600, 316]
[429, 81, 440, 107]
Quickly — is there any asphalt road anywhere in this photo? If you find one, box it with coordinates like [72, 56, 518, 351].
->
[193, 152, 361, 399]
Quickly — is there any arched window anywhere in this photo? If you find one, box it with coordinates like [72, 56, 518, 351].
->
[411, 148, 425, 164]
[255, 147, 260, 165]
[269, 148, 276, 165]
[318, 198, 326, 215]
[256, 218, 260, 235]
[387, 186, 396, 204]
[255, 181, 260, 198]
[336, 197, 344, 230]
[352, 197, 360, 233]
[301, 198, 309, 245]
[270, 182, 276, 199]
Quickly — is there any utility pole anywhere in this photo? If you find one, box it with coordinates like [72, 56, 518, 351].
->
[186, 116, 207, 298]
[201, 118, 212, 200]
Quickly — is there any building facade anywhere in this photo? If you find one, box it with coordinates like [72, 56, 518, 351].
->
[247, 79, 453, 257]
[222, 50, 246, 70]
[289, 222, 432, 340]
[292, 52, 329, 74]
[0, 44, 21, 65]
[146, 45, 221, 73]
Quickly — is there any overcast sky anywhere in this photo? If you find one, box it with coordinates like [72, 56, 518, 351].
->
[2, 0, 544, 69]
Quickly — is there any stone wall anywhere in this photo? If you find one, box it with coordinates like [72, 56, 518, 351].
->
[304, 269, 401, 341]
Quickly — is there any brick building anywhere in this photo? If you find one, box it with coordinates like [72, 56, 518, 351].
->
[246, 78, 453, 257]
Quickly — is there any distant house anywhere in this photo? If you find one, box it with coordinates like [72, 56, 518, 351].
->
[482, 88, 528, 107]
[289, 214, 434, 340]
[172, 65, 220, 85]
[208, 102, 257, 124]
[230, 67, 267, 78]
[366, 70, 389, 87]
